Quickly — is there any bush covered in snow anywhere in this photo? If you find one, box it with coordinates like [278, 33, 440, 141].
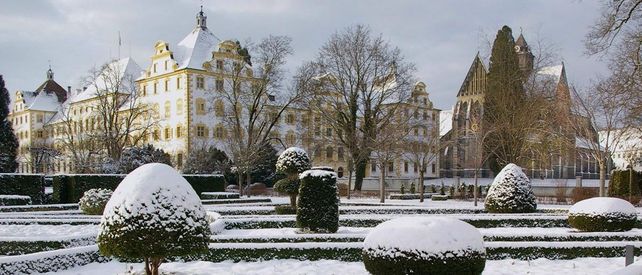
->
[96, 163, 210, 274]
[568, 197, 637, 232]
[276, 147, 311, 175]
[485, 163, 537, 213]
[296, 169, 339, 233]
[275, 147, 311, 208]
[0, 195, 31, 206]
[363, 217, 486, 274]
[78, 188, 113, 215]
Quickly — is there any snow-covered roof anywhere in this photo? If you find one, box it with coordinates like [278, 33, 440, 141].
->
[439, 108, 453, 137]
[24, 91, 60, 112]
[173, 27, 221, 70]
[70, 58, 142, 103]
[575, 137, 594, 150]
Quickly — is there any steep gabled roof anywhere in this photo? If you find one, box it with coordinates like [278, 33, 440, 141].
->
[70, 57, 142, 103]
[515, 33, 528, 47]
[456, 53, 487, 97]
[173, 26, 220, 70]
[34, 78, 67, 103]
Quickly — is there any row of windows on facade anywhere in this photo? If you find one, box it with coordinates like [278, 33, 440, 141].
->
[141, 73, 250, 96]
[370, 161, 437, 174]
[12, 113, 45, 126]
[151, 59, 245, 75]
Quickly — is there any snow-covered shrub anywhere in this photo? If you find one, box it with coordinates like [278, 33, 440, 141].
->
[78, 188, 112, 215]
[297, 169, 339, 233]
[568, 197, 637, 232]
[97, 163, 210, 274]
[485, 163, 537, 213]
[363, 217, 486, 274]
[0, 195, 31, 206]
[276, 147, 311, 175]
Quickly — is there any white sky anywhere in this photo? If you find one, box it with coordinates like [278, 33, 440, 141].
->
[0, 0, 607, 110]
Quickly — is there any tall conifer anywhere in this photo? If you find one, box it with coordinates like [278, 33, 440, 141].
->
[0, 75, 18, 172]
[483, 26, 527, 173]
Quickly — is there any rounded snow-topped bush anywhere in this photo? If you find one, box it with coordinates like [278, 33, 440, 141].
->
[297, 169, 339, 233]
[568, 197, 637, 232]
[363, 217, 486, 275]
[276, 147, 311, 175]
[485, 163, 537, 213]
[78, 188, 113, 215]
[97, 163, 210, 274]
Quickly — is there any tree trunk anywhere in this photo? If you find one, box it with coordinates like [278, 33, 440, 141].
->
[418, 171, 424, 202]
[379, 166, 386, 203]
[245, 173, 252, 198]
[290, 194, 297, 208]
[474, 169, 479, 206]
[599, 163, 606, 197]
[354, 159, 367, 191]
[347, 169, 353, 199]
[145, 257, 162, 275]
[237, 171, 244, 197]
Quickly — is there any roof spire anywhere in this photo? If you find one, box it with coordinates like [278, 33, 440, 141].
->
[46, 60, 54, 80]
[196, 5, 207, 30]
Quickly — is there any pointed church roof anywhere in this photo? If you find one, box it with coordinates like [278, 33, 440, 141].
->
[456, 53, 487, 97]
[173, 8, 221, 70]
[516, 33, 528, 47]
[537, 63, 567, 87]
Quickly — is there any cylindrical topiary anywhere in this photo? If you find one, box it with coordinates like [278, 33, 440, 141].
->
[296, 169, 339, 233]
[363, 217, 486, 275]
[78, 188, 113, 215]
[485, 163, 537, 213]
[97, 163, 211, 275]
[568, 197, 637, 232]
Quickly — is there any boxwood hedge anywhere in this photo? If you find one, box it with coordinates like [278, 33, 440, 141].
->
[363, 249, 486, 275]
[0, 174, 45, 204]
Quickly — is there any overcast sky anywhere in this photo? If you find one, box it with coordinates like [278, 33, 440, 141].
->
[0, 0, 607, 109]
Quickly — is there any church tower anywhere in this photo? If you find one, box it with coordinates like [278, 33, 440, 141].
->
[515, 33, 534, 76]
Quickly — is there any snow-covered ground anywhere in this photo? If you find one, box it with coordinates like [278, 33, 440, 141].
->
[0, 224, 98, 238]
[39, 257, 634, 275]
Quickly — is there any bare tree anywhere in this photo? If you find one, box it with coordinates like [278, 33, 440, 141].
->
[83, 60, 157, 161]
[55, 105, 101, 173]
[298, 25, 416, 191]
[569, 80, 632, 196]
[205, 36, 303, 196]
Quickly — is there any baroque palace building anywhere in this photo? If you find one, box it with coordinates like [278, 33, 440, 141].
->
[8, 9, 440, 185]
[440, 33, 601, 180]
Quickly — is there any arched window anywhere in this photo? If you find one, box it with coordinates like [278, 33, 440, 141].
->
[176, 99, 184, 115]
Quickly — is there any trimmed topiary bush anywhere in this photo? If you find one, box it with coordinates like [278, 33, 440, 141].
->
[608, 169, 642, 203]
[363, 217, 486, 275]
[275, 147, 311, 209]
[296, 169, 339, 233]
[568, 197, 637, 232]
[78, 188, 113, 215]
[97, 163, 210, 275]
[485, 163, 537, 213]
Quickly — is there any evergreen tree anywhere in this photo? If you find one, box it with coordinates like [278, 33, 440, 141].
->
[483, 26, 527, 173]
[0, 75, 18, 172]
[183, 146, 230, 174]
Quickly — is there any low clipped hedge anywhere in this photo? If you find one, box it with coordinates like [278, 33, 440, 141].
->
[275, 205, 297, 215]
[0, 245, 107, 274]
[363, 249, 485, 275]
[431, 195, 448, 201]
[200, 192, 240, 199]
[0, 195, 31, 206]
[568, 213, 637, 232]
[53, 174, 224, 203]
[0, 174, 45, 204]
[0, 236, 96, 256]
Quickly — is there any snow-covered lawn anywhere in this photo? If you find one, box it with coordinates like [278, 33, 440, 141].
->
[39, 257, 633, 275]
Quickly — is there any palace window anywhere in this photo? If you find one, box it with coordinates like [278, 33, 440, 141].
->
[216, 79, 224, 91]
[164, 128, 171, 139]
[153, 129, 159, 141]
[197, 126, 206, 137]
[388, 162, 394, 172]
[176, 126, 182, 138]
[196, 76, 205, 89]
[215, 100, 225, 117]
[164, 60, 168, 70]
[176, 99, 183, 115]
[372, 163, 377, 172]
[404, 161, 409, 173]
[216, 60, 224, 70]
[164, 101, 171, 118]
[176, 77, 181, 89]
[326, 146, 333, 160]
[153, 63, 157, 73]
[326, 128, 332, 137]
[164, 79, 169, 91]
[337, 147, 344, 160]
[286, 113, 295, 124]
[153, 82, 157, 94]
[215, 125, 225, 139]
[142, 85, 147, 96]
[196, 98, 206, 115]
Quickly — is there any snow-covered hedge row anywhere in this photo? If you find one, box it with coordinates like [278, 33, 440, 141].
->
[388, 193, 422, 200]
[0, 195, 31, 206]
[0, 236, 96, 256]
[222, 215, 572, 230]
[297, 170, 340, 233]
[78, 188, 112, 215]
[201, 198, 272, 205]
[0, 174, 45, 204]
[200, 192, 240, 200]
[0, 203, 78, 213]
[568, 197, 638, 232]
[0, 245, 107, 274]
[485, 164, 537, 213]
[53, 173, 224, 203]
[186, 242, 362, 262]
[363, 217, 486, 274]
